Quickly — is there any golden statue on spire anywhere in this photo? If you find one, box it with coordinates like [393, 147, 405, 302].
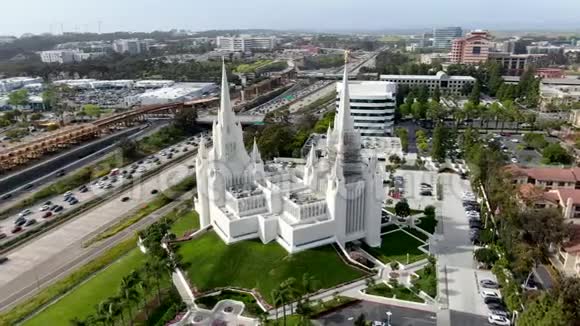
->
[344, 49, 350, 64]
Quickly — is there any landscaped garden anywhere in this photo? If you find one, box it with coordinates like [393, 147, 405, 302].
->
[412, 258, 438, 298]
[381, 224, 399, 233]
[195, 290, 262, 317]
[363, 230, 427, 264]
[402, 226, 429, 241]
[170, 210, 200, 237]
[416, 215, 437, 234]
[176, 232, 367, 303]
[366, 282, 424, 303]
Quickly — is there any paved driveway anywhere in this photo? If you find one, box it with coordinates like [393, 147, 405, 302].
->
[433, 173, 490, 318]
[316, 300, 436, 326]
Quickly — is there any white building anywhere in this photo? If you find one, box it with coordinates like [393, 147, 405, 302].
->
[194, 62, 383, 253]
[336, 81, 396, 137]
[0, 77, 43, 93]
[380, 71, 475, 96]
[40, 50, 104, 64]
[216, 36, 277, 52]
[135, 82, 216, 105]
[113, 39, 144, 55]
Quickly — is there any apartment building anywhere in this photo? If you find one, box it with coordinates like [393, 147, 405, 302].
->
[379, 71, 475, 96]
[216, 36, 277, 52]
[489, 52, 547, 76]
[335, 81, 397, 137]
[113, 39, 145, 55]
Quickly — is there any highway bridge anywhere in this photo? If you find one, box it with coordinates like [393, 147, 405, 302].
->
[0, 98, 264, 172]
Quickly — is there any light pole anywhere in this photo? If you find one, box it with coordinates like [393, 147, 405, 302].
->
[386, 311, 392, 326]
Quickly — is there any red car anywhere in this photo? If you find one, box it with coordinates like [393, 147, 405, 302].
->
[11, 226, 22, 234]
[42, 211, 53, 219]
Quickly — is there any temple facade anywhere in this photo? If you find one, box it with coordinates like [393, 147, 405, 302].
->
[194, 60, 383, 253]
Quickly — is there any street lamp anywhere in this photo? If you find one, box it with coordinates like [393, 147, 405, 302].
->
[385, 311, 392, 326]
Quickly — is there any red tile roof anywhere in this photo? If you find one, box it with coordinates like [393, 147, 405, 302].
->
[506, 165, 580, 183]
[518, 184, 559, 204]
[555, 189, 580, 205]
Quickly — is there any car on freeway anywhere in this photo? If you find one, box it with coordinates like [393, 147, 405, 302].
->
[0, 257, 8, 264]
[42, 211, 53, 219]
[12, 226, 23, 234]
[23, 183, 34, 190]
[1, 193, 12, 200]
[55, 170, 66, 177]
[0, 233, 7, 240]
[25, 219, 37, 227]
[15, 218, 27, 227]
[480, 279, 499, 289]
[488, 314, 511, 325]
[19, 209, 32, 217]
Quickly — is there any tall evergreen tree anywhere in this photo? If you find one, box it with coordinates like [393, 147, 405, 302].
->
[469, 80, 481, 105]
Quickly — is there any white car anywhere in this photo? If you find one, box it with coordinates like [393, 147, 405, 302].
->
[510, 139, 519, 143]
[39, 205, 50, 212]
[481, 290, 500, 299]
[510, 158, 518, 164]
[19, 209, 32, 217]
[488, 314, 510, 325]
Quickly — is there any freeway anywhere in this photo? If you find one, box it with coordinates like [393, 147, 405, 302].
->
[0, 135, 199, 246]
[0, 122, 165, 204]
[0, 138, 205, 312]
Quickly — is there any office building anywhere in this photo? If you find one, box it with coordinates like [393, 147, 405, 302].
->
[433, 27, 462, 49]
[113, 39, 145, 55]
[526, 45, 564, 55]
[216, 36, 277, 52]
[380, 71, 475, 96]
[0, 77, 43, 93]
[449, 30, 492, 64]
[335, 81, 396, 136]
[489, 52, 547, 76]
[40, 49, 104, 64]
[194, 62, 383, 254]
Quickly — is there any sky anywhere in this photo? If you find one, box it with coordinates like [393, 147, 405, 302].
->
[1, 0, 580, 36]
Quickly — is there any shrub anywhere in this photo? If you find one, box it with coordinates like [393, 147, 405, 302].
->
[424, 205, 436, 218]
[474, 248, 499, 266]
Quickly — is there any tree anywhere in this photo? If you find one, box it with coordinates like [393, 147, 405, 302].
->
[8, 89, 29, 107]
[518, 293, 572, 326]
[517, 208, 569, 257]
[354, 314, 366, 326]
[487, 61, 503, 97]
[474, 248, 499, 266]
[173, 107, 199, 135]
[82, 104, 101, 118]
[394, 200, 411, 218]
[29, 112, 43, 121]
[523, 133, 548, 150]
[411, 101, 424, 120]
[469, 80, 481, 105]
[542, 143, 573, 165]
[120, 137, 141, 161]
[553, 277, 580, 323]
[119, 271, 140, 324]
[432, 86, 441, 103]
[424, 205, 436, 218]
[430, 124, 446, 162]
[395, 128, 409, 152]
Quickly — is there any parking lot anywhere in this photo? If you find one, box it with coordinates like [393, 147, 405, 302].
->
[0, 136, 205, 245]
[487, 132, 558, 167]
[317, 300, 436, 326]
[386, 170, 438, 211]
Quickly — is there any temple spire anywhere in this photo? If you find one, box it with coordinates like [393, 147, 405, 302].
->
[335, 50, 354, 134]
[306, 145, 316, 166]
[198, 136, 207, 159]
[218, 58, 235, 128]
[251, 137, 262, 163]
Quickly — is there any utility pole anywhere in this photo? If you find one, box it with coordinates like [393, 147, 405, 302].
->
[98, 20, 102, 34]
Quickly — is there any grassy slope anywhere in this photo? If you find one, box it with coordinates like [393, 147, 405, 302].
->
[365, 231, 426, 264]
[24, 250, 146, 326]
[177, 232, 365, 303]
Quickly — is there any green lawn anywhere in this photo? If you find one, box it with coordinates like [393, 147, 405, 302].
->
[416, 215, 437, 234]
[364, 231, 427, 264]
[366, 283, 424, 303]
[402, 227, 429, 241]
[170, 210, 200, 237]
[381, 224, 399, 233]
[412, 268, 437, 298]
[177, 232, 366, 303]
[384, 206, 423, 215]
[24, 250, 146, 326]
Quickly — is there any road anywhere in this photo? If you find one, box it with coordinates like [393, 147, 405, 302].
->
[0, 137, 198, 245]
[316, 300, 436, 326]
[433, 173, 495, 324]
[0, 140, 204, 311]
[0, 122, 166, 203]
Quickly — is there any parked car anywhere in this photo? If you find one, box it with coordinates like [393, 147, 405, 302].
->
[42, 211, 53, 219]
[488, 314, 510, 325]
[487, 302, 507, 311]
[69, 198, 79, 205]
[15, 218, 27, 227]
[18, 209, 32, 217]
[484, 296, 503, 305]
[121, 197, 130, 202]
[39, 205, 50, 212]
[490, 309, 509, 317]
[0, 257, 8, 264]
[53, 205, 64, 213]
[0, 233, 7, 240]
[64, 191, 73, 198]
[420, 191, 432, 196]
[469, 220, 483, 229]
[11, 226, 23, 234]
[151, 189, 159, 195]
[480, 279, 499, 289]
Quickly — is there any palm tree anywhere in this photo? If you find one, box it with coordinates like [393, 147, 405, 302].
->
[119, 272, 140, 325]
[108, 296, 125, 326]
[135, 270, 152, 320]
[280, 278, 300, 318]
[142, 261, 163, 304]
[97, 300, 115, 326]
[301, 273, 318, 297]
[69, 317, 87, 326]
[271, 289, 281, 322]
[274, 287, 287, 326]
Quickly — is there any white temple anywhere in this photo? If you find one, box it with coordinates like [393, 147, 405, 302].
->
[194, 58, 383, 253]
